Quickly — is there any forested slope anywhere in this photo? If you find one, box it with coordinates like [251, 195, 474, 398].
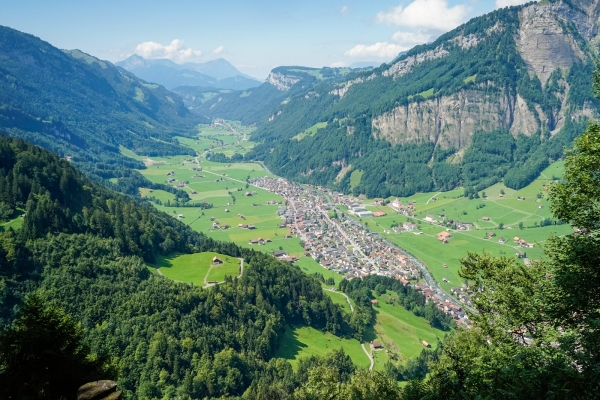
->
[0, 135, 348, 398]
[227, 0, 600, 198]
[0, 26, 206, 195]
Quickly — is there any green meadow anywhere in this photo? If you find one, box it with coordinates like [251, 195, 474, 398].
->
[370, 291, 448, 370]
[273, 326, 370, 369]
[149, 252, 238, 285]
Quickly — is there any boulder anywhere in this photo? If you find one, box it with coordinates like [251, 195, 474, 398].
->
[77, 380, 121, 400]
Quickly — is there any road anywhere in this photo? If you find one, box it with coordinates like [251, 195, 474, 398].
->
[203, 258, 244, 288]
[361, 343, 374, 371]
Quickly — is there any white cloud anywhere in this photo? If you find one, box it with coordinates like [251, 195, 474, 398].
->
[376, 0, 469, 31]
[134, 39, 202, 62]
[344, 42, 407, 59]
[344, 30, 431, 60]
[212, 45, 226, 55]
[495, 0, 528, 8]
[390, 31, 432, 47]
[340, 6, 349, 16]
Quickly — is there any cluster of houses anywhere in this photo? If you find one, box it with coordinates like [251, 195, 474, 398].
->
[250, 176, 471, 324]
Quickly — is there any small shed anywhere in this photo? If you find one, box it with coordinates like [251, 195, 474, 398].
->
[421, 340, 431, 348]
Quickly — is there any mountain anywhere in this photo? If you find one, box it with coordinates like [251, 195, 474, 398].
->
[193, 66, 355, 125]
[170, 86, 233, 110]
[234, 0, 600, 198]
[0, 25, 205, 194]
[116, 55, 261, 90]
[348, 61, 382, 69]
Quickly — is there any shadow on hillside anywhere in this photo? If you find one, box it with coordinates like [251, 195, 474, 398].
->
[275, 326, 308, 359]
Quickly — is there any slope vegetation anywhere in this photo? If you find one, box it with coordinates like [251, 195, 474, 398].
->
[0, 25, 205, 194]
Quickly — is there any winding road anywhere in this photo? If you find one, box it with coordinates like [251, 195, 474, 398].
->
[326, 288, 374, 370]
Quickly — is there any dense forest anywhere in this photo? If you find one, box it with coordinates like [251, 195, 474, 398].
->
[0, 135, 350, 398]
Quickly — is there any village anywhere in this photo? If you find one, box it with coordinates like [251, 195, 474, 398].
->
[250, 176, 470, 326]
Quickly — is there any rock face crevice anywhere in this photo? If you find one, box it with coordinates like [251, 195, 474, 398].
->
[517, 3, 587, 85]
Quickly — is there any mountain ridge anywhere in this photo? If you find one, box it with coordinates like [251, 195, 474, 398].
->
[116, 55, 261, 90]
[227, 0, 600, 198]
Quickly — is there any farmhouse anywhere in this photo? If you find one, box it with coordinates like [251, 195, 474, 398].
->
[421, 341, 431, 348]
[371, 299, 378, 305]
[425, 214, 436, 222]
[498, 237, 506, 244]
[212, 257, 223, 265]
[389, 198, 402, 211]
[371, 341, 383, 349]
[403, 222, 418, 231]
[482, 216, 490, 221]
[273, 250, 287, 257]
[438, 231, 452, 240]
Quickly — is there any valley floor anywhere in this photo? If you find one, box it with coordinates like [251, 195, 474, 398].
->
[126, 120, 566, 370]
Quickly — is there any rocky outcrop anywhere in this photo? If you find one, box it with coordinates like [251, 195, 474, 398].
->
[77, 380, 122, 400]
[383, 46, 450, 79]
[372, 89, 541, 149]
[330, 74, 376, 98]
[267, 72, 301, 91]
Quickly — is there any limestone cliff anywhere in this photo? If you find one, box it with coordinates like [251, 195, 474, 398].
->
[372, 90, 541, 149]
[267, 72, 301, 91]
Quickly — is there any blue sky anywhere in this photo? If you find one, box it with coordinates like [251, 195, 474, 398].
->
[1, 0, 526, 79]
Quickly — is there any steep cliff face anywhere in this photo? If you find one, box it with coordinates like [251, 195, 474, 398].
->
[372, 90, 541, 149]
[266, 72, 302, 91]
[517, 3, 586, 85]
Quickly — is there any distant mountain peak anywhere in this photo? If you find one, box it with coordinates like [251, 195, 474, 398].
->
[115, 55, 260, 90]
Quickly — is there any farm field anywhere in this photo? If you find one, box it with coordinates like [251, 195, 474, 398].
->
[273, 326, 370, 369]
[149, 252, 239, 285]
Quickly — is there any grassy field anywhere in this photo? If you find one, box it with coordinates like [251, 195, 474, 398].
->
[324, 290, 353, 314]
[150, 252, 239, 285]
[206, 257, 241, 282]
[273, 326, 370, 369]
[370, 291, 448, 370]
[293, 122, 327, 141]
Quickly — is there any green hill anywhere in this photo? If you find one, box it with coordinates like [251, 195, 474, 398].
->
[0, 133, 347, 398]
